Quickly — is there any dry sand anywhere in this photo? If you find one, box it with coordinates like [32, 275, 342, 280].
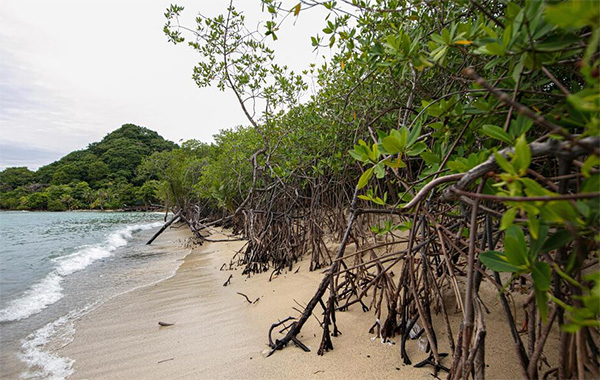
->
[57, 227, 550, 379]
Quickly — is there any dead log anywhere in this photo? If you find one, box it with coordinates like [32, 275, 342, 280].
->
[179, 213, 204, 241]
[147, 210, 182, 245]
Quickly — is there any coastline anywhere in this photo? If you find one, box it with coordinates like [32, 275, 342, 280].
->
[0, 221, 192, 380]
[55, 228, 548, 380]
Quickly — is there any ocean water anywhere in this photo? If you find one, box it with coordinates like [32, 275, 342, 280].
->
[0, 211, 188, 379]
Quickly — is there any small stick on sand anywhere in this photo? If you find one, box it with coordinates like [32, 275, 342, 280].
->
[223, 274, 233, 287]
[237, 292, 253, 304]
[158, 321, 175, 327]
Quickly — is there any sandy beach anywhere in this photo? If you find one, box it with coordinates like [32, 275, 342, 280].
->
[55, 226, 553, 379]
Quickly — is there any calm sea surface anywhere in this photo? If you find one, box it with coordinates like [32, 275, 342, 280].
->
[0, 211, 187, 379]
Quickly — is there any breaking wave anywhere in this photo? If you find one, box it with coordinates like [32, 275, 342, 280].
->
[0, 222, 162, 323]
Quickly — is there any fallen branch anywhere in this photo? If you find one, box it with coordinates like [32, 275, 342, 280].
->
[237, 292, 258, 304]
[204, 237, 245, 242]
[147, 210, 182, 245]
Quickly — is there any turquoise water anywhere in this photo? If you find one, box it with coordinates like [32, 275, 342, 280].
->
[0, 211, 185, 379]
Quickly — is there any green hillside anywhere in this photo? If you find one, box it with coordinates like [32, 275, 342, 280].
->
[0, 124, 177, 210]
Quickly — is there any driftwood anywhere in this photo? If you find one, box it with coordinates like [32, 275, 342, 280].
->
[179, 213, 204, 241]
[147, 210, 182, 245]
[237, 292, 259, 304]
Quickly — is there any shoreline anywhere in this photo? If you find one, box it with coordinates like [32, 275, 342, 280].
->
[54, 228, 543, 380]
[0, 223, 192, 380]
[57, 229, 431, 379]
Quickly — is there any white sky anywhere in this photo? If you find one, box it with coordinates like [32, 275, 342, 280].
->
[0, 0, 327, 170]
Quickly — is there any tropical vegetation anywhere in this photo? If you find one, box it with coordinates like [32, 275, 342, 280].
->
[3, 0, 598, 378]
[0, 124, 177, 210]
[158, 0, 599, 378]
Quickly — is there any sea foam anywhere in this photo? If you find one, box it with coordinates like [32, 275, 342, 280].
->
[19, 313, 76, 380]
[0, 222, 162, 323]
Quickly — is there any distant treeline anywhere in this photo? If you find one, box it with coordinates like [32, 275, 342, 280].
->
[0, 124, 178, 211]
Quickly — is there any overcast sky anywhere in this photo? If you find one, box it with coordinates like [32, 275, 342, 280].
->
[0, 0, 326, 170]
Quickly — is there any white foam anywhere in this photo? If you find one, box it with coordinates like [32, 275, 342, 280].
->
[0, 274, 63, 323]
[19, 314, 75, 380]
[18, 304, 98, 380]
[0, 222, 163, 323]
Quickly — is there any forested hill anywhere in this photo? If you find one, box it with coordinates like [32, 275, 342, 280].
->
[0, 124, 178, 210]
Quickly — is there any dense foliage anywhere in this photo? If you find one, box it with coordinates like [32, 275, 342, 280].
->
[160, 0, 599, 378]
[0, 124, 177, 210]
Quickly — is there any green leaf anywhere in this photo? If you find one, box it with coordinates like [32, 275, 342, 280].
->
[512, 61, 524, 83]
[542, 230, 574, 253]
[513, 134, 531, 175]
[382, 136, 403, 154]
[374, 162, 385, 179]
[532, 261, 551, 291]
[407, 124, 422, 148]
[545, 0, 600, 29]
[581, 174, 599, 193]
[502, 23, 513, 47]
[382, 157, 406, 168]
[485, 42, 505, 56]
[349, 149, 365, 162]
[447, 160, 469, 172]
[391, 128, 408, 149]
[500, 208, 517, 230]
[509, 114, 533, 137]
[532, 261, 551, 321]
[528, 217, 540, 240]
[547, 200, 578, 222]
[480, 250, 523, 272]
[421, 151, 440, 164]
[582, 155, 599, 178]
[481, 124, 513, 144]
[535, 288, 549, 322]
[568, 88, 600, 112]
[529, 224, 548, 259]
[368, 143, 379, 162]
[520, 178, 553, 196]
[535, 34, 581, 51]
[494, 152, 516, 175]
[357, 167, 374, 190]
[504, 226, 529, 266]
[406, 142, 427, 156]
